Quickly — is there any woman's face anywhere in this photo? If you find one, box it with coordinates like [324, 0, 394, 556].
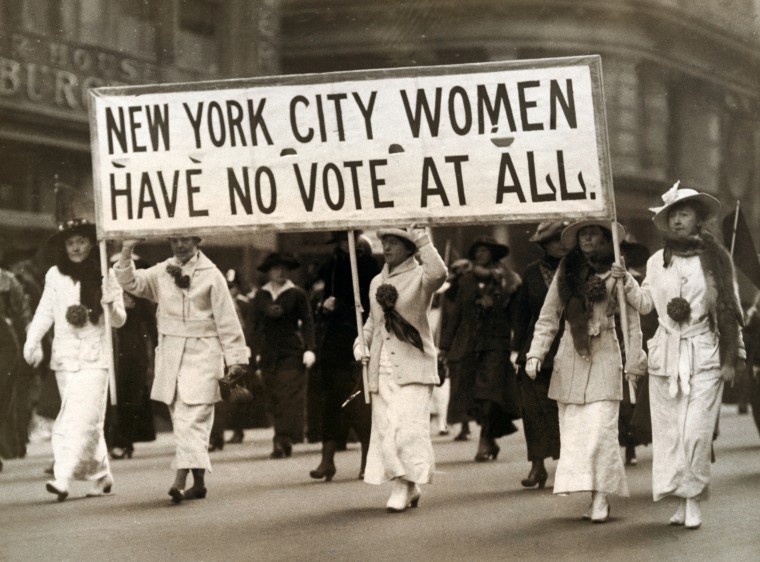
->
[169, 237, 200, 264]
[543, 238, 567, 259]
[65, 234, 94, 263]
[472, 245, 493, 267]
[667, 203, 701, 237]
[577, 226, 606, 255]
[382, 236, 413, 269]
[268, 264, 289, 284]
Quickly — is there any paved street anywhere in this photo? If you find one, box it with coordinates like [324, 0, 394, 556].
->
[2, 406, 759, 562]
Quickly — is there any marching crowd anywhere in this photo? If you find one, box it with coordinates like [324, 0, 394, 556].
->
[0, 181, 755, 530]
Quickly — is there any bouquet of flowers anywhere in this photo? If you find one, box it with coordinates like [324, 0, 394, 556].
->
[166, 264, 191, 289]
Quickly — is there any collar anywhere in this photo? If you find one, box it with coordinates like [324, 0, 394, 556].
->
[382, 255, 417, 279]
[263, 279, 296, 300]
[171, 251, 215, 272]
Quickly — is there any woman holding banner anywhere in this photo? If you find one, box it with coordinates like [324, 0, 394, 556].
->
[526, 219, 646, 523]
[24, 218, 126, 501]
[115, 236, 249, 503]
[612, 182, 745, 529]
[354, 227, 447, 512]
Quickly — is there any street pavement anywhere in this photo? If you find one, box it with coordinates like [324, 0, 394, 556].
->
[2, 406, 759, 562]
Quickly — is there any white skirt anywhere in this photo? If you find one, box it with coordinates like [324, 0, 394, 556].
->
[650, 371, 723, 501]
[52, 369, 111, 483]
[364, 349, 434, 485]
[169, 387, 215, 471]
[554, 400, 628, 496]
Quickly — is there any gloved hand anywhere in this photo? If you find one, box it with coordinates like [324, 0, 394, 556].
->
[100, 276, 120, 305]
[509, 351, 519, 371]
[303, 350, 316, 369]
[525, 357, 541, 380]
[23, 339, 43, 368]
[353, 343, 368, 362]
[227, 364, 248, 383]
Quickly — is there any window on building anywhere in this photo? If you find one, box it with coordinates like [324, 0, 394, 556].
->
[176, 0, 221, 74]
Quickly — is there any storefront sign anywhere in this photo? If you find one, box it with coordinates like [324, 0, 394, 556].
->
[89, 56, 614, 238]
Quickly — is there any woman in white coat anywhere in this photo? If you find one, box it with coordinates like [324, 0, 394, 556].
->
[354, 228, 447, 512]
[115, 237, 248, 503]
[612, 182, 745, 529]
[24, 219, 126, 501]
[526, 219, 646, 522]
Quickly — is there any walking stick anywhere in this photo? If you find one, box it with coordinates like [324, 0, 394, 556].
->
[611, 220, 636, 405]
[347, 231, 371, 404]
[99, 240, 117, 406]
[730, 200, 740, 257]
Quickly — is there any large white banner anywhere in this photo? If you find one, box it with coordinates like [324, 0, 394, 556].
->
[89, 56, 614, 239]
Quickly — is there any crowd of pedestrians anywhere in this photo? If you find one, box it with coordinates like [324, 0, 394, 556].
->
[1, 182, 756, 527]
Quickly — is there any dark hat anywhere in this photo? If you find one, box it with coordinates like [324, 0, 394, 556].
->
[528, 221, 570, 244]
[560, 220, 625, 250]
[467, 236, 509, 261]
[48, 218, 97, 247]
[257, 252, 300, 273]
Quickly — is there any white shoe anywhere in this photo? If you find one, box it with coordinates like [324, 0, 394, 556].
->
[86, 474, 114, 497]
[591, 492, 609, 523]
[386, 479, 410, 513]
[45, 479, 69, 502]
[685, 498, 702, 529]
[669, 500, 686, 526]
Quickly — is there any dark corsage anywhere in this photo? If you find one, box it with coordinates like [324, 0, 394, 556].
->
[166, 264, 191, 289]
[375, 284, 423, 353]
[584, 276, 607, 303]
[667, 297, 691, 323]
[65, 304, 89, 327]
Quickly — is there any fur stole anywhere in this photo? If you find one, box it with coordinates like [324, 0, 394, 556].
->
[664, 231, 743, 368]
[556, 247, 614, 357]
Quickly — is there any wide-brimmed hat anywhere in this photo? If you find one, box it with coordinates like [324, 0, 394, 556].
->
[257, 252, 300, 272]
[650, 181, 721, 231]
[560, 219, 626, 249]
[376, 228, 418, 249]
[528, 221, 570, 244]
[468, 236, 509, 261]
[48, 218, 97, 247]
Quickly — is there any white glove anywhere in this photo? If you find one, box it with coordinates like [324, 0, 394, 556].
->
[509, 351, 519, 371]
[23, 339, 43, 368]
[303, 350, 316, 369]
[100, 276, 119, 305]
[525, 357, 541, 380]
[353, 343, 369, 362]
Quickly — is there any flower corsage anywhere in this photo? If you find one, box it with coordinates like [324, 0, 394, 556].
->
[667, 297, 691, 323]
[65, 304, 90, 327]
[166, 264, 191, 289]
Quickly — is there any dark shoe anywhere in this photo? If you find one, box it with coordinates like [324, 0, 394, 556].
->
[44, 462, 54, 476]
[226, 430, 244, 444]
[110, 446, 133, 460]
[625, 445, 637, 466]
[358, 470, 365, 480]
[269, 447, 285, 459]
[169, 487, 184, 504]
[521, 464, 548, 489]
[46, 480, 69, 502]
[86, 474, 114, 497]
[474, 439, 499, 462]
[183, 485, 207, 500]
[309, 463, 337, 482]
[208, 439, 224, 452]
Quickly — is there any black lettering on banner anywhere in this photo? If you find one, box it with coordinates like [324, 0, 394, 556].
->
[343, 160, 364, 210]
[448, 86, 472, 136]
[293, 163, 318, 211]
[446, 155, 469, 205]
[183, 102, 204, 149]
[158, 171, 179, 217]
[106, 107, 127, 155]
[226, 100, 245, 147]
[110, 172, 133, 220]
[420, 157, 450, 208]
[207, 101, 226, 147]
[228, 167, 253, 215]
[315, 95, 327, 142]
[137, 172, 160, 219]
[369, 159, 393, 208]
[352, 92, 377, 140]
[477, 84, 517, 134]
[517, 81, 544, 132]
[255, 167, 277, 214]
[322, 163, 345, 210]
[549, 79, 577, 130]
[495, 153, 526, 204]
[528, 152, 555, 202]
[128, 105, 146, 152]
[326, 93, 347, 141]
[186, 169, 208, 217]
[145, 104, 170, 151]
[290, 96, 313, 143]
[247, 99, 274, 145]
[400, 88, 442, 138]
[549, 151, 585, 200]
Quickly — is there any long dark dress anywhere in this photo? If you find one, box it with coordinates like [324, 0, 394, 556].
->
[315, 249, 378, 445]
[251, 282, 315, 445]
[440, 267, 521, 439]
[511, 257, 562, 462]
[440, 278, 473, 426]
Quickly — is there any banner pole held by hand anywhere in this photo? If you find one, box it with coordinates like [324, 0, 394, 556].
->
[348, 230, 371, 404]
[99, 240, 117, 406]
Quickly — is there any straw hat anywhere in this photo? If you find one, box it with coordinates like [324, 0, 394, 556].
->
[528, 221, 570, 244]
[560, 219, 626, 250]
[649, 181, 721, 231]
